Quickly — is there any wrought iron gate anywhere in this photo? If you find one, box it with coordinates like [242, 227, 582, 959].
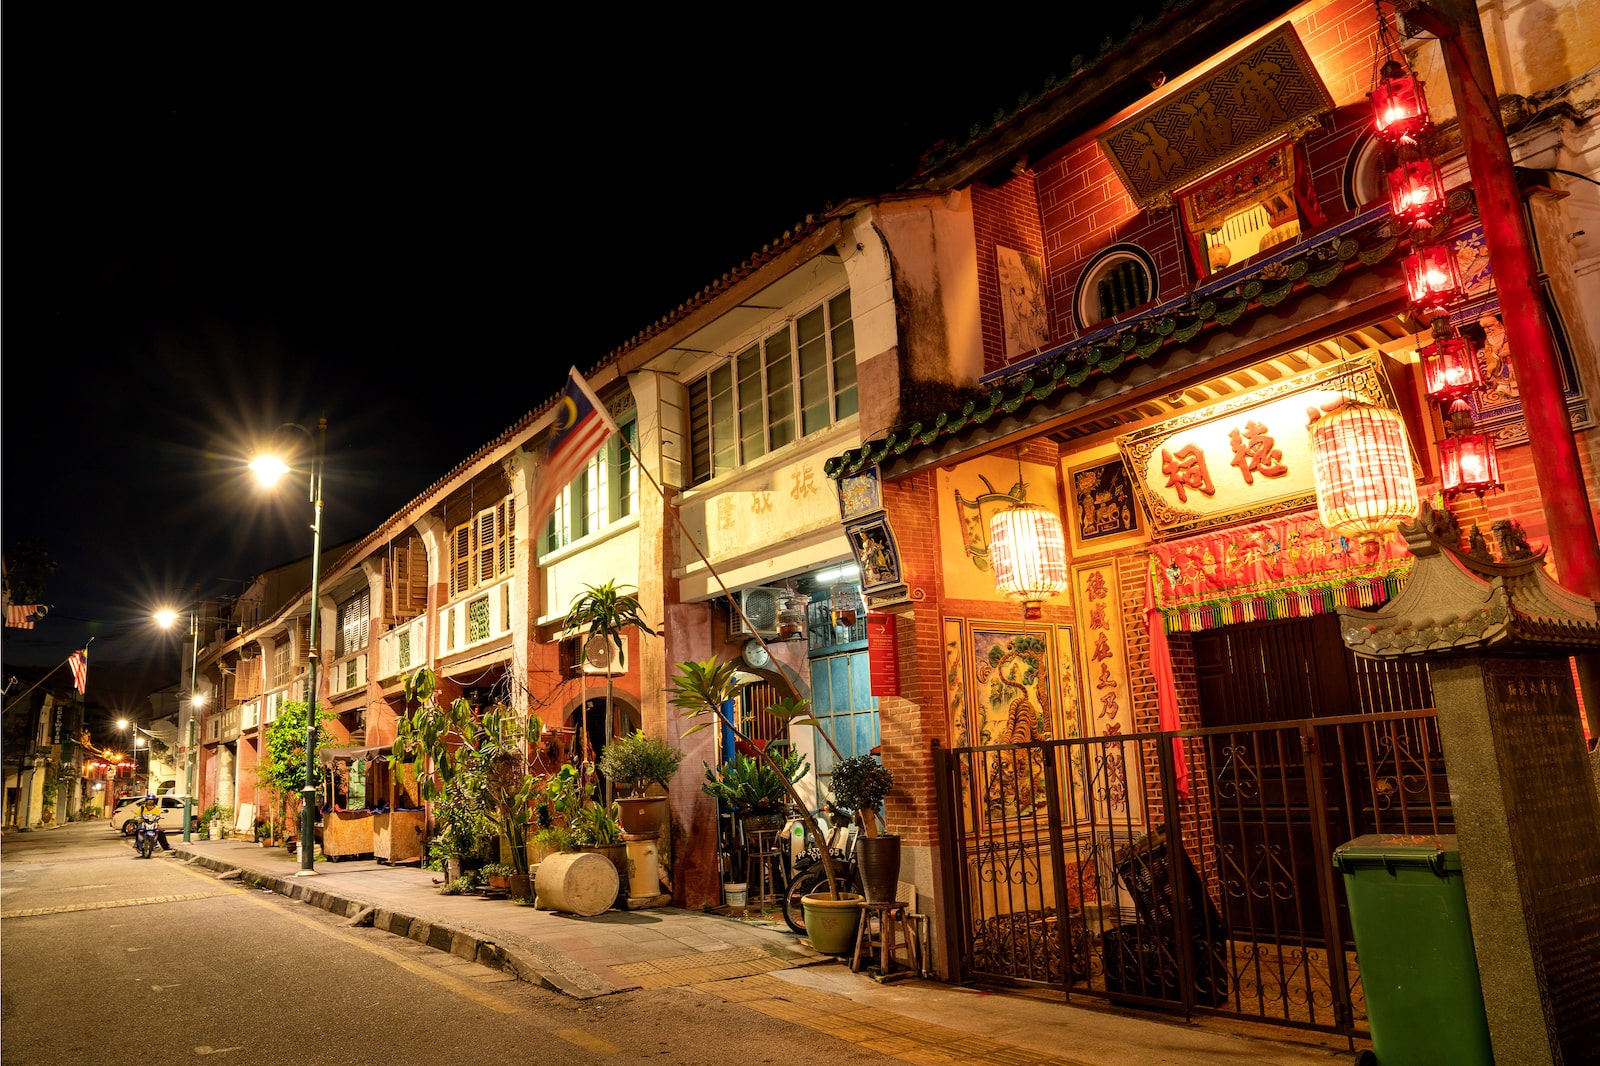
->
[932, 707, 1452, 1039]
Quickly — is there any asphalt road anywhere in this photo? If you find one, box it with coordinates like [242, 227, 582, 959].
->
[1, 823, 897, 1066]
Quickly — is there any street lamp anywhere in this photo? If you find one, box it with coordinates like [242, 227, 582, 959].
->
[250, 418, 326, 875]
[115, 720, 157, 794]
[155, 592, 206, 842]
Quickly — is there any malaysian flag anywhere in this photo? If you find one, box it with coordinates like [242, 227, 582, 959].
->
[69, 648, 89, 694]
[529, 368, 619, 530]
[6, 604, 40, 629]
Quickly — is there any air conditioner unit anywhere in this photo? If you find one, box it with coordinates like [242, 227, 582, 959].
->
[562, 634, 627, 676]
[728, 586, 785, 640]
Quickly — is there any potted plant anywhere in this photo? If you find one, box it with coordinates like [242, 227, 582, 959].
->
[598, 729, 684, 835]
[565, 581, 657, 804]
[481, 861, 516, 893]
[391, 668, 543, 886]
[700, 750, 808, 834]
[830, 753, 899, 903]
[673, 657, 862, 954]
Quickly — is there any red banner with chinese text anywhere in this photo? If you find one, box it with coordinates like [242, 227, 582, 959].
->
[1151, 508, 1412, 632]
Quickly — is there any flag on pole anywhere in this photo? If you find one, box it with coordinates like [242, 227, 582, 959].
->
[6, 604, 40, 628]
[69, 648, 89, 695]
[529, 367, 619, 531]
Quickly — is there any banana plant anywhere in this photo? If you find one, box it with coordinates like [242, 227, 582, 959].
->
[669, 657, 847, 901]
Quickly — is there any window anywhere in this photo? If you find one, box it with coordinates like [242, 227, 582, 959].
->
[688, 289, 856, 485]
[336, 589, 370, 659]
[448, 495, 515, 599]
[544, 416, 638, 554]
[1074, 245, 1157, 330]
[271, 639, 290, 688]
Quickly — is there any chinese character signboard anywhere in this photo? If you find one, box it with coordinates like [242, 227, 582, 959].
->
[1097, 23, 1333, 208]
[1070, 561, 1142, 825]
[1117, 351, 1406, 537]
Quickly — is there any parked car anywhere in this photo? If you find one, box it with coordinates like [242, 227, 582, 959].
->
[109, 794, 198, 835]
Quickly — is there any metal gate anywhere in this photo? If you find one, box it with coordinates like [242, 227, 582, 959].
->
[932, 706, 1452, 1039]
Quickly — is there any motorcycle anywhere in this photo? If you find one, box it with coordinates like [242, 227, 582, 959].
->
[136, 812, 164, 859]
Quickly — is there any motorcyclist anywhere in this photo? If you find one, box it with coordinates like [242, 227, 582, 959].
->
[131, 793, 172, 855]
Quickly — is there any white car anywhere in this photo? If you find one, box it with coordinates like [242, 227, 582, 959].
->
[109, 795, 197, 836]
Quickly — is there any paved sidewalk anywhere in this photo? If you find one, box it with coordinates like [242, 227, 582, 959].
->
[171, 838, 1363, 1065]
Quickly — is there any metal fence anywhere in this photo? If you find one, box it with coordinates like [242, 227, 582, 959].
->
[933, 709, 1452, 1039]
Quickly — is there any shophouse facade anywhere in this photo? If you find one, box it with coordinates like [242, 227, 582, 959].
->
[817, 0, 1599, 1054]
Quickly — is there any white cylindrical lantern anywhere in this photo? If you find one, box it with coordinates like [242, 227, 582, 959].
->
[1309, 400, 1420, 553]
[989, 501, 1070, 619]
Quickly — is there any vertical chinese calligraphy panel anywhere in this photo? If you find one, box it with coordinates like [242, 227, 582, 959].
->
[1071, 560, 1144, 825]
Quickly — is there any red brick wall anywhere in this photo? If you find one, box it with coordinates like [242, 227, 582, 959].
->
[973, 173, 1047, 375]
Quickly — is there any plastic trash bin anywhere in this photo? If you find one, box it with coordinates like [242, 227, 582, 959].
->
[1332, 834, 1493, 1066]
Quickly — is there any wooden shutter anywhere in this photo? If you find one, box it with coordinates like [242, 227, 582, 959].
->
[499, 498, 515, 575]
[476, 506, 498, 586]
[235, 657, 262, 700]
[385, 541, 427, 622]
[297, 617, 311, 660]
[449, 523, 472, 598]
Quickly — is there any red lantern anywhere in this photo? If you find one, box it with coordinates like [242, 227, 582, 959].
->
[1372, 60, 1429, 143]
[1403, 244, 1464, 316]
[1309, 399, 1421, 551]
[1419, 334, 1482, 402]
[1439, 433, 1503, 497]
[1388, 157, 1448, 229]
[989, 501, 1069, 620]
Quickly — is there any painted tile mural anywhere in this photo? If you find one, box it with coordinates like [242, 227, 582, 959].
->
[945, 618, 971, 748]
[1071, 561, 1145, 825]
[969, 625, 1059, 818]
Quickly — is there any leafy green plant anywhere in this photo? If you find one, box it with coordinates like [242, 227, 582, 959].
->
[533, 825, 574, 855]
[390, 668, 543, 878]
[481, 862, 516, 879]
[598, 729, 684, 797]
[198, 802, 234, 835]
[671, 657, 849, 900]
[439, 874, 479, 896]
[565, 581, 656, 803]
[828, 755, 895, 837]
[256, 700, 334, 843]
[569, 799, 622, 848]
[700, 751, 808, 812]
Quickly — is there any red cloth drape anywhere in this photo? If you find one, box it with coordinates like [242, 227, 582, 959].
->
[1145, 564, 1190, 798]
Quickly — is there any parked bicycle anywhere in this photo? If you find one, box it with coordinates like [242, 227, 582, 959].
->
[779, 803, 862, 934]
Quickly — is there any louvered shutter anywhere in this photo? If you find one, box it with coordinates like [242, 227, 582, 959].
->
[386, 542, 427, 622]
[499, 498, 515, 575]
[235, 657, 262, 700]
[476, 507, 498, 587]
[449, 523, 472, 598]
[297, 617, 311, 660]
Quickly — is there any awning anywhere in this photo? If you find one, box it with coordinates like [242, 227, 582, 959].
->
[319, 744, 393, 766]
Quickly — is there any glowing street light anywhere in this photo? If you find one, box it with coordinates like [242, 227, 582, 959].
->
[155, 588, 204, 842]
[250, 418, 326, 875]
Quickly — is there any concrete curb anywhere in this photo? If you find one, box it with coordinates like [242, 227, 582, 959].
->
[176, 849, 620, 999]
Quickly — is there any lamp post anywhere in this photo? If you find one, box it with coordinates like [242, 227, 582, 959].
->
[155, 592, 205, 842]
[250, 418, 326, 875]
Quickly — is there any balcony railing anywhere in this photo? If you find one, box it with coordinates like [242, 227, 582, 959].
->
[441, 576, 513, 656]
[377, 614, 429, 681]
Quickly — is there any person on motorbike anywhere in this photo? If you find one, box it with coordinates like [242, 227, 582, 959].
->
[130, 793, 172, 855]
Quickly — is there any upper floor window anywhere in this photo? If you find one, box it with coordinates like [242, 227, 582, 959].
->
[449, 495, 514, 599]
[1075, 246, 1157, 330]
[544, 416, 638, 554]
[335, 588, 370, 659]
[271, 639, 290, 688]
[687, 289, 857, 485]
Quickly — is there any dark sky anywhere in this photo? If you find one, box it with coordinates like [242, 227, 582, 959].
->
[3, 10, 1137, 704]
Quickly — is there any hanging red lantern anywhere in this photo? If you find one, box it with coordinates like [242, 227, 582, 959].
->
[1420, 334, 1482, 402]
[1309, 398, 1421, 553]
[989, 500, 1069, 620]
[1439, 432, 1503, 497]
[1403, 244, 1464, 316]
[1372, 59, 1429, 143]
[1388, 157, 1448, 229]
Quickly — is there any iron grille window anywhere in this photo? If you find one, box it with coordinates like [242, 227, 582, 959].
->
[272, 640, 290, 687]
[688, 288, 856, 485]
[1075, 246, 1157, 330]
[467, 596, 491, 642]
[1097, 259, 1150, 320]
[344, 659, 358, 689]
[397, 631, 411, 670]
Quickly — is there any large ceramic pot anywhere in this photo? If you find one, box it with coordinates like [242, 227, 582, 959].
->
[616, 795, 667, 836]
[507, 872, 532, 900]
[854, 833, 902, 903]
[800, 891, 863, 954]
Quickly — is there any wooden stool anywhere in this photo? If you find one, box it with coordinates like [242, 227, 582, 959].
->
[851, 900, 914, 976]
[745, 829, 784, 908]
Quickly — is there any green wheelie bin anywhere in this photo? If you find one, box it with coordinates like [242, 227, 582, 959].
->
[1332, 834, 1493, 1065]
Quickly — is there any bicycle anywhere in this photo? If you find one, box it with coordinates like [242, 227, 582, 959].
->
[779, 803, 862, 934]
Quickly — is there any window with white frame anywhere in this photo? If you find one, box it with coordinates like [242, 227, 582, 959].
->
[448, 495, 515, 599]
[335, 588, 370, 659]
[271, 639, 290, 688]
[688, 288, 857, 485]
[544, 416, 638, 554]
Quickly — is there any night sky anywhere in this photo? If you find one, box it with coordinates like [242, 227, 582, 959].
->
[3, 10, 1138, 710]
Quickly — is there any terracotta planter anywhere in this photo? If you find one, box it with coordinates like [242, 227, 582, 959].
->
[616, 795, 667, 836]
[487, 873, 510, 892]
[800, 891, 863, 954]
[507, 873, 532, 900]
[854, 834, 902, 903]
